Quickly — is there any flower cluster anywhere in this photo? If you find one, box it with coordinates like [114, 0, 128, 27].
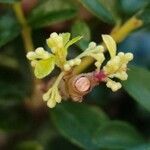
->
[101, 35, 133, 91]
[26, 32, 133, 108]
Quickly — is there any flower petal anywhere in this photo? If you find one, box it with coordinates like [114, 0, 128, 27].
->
[34, 56, 55, 79]
[102, 34, 116, 58]
[65, 36, 82, 49]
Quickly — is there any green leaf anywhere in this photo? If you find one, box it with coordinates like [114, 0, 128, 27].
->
[127, 143, 150, 150]
[71, 20, 91, 50]
[94, 121, 144, 149]
[0, 0, 20, 3]
[65, 36, 82, 49]
[51, 102, 109, 150]
[0, 105, 33, 132]
[34, 57, 55, 79]
[137, 4, 150, 27]
[15, 141, 44, 150]
[78, 0, 117, 24]
[0, 13, 20, 47]
[119, 0, 149, 16]
[123, 66, 150, 112]
[51, 102, 144, 149]
[28, 0, 77, 28]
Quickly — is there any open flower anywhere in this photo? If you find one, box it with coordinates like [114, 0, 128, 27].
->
[26, 47, 55, 79]
[63, 41, 105, 71]
[47, 32, 82, 68]
[102, 35, 133, 91]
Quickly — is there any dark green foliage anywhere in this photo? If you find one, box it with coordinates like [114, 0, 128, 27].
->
[0, 0, 149, 149]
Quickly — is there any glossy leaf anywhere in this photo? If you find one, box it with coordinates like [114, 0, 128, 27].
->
[28, 0, 77, 28]
[34, 57, 55, 79]
[94, 121, 144, 149]
[71, 20, 91, 50]
[51, 102, 109, 150]
[0, 13, 20, 47]
[51, 102, 144, 149]
[123, 66, 150, 112]
[78, 0, 117, 24]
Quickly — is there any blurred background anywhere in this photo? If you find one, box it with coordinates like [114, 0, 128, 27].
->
[0, 0, 150, 150]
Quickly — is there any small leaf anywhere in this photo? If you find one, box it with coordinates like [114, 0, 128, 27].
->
[71, 20, 91, 50]
[123, 66, 150, 112]
[34, 57, 55, 79]
[51, 102, 109, 150]
[61, 32, 71, 46]
[94, 121, 144, 149]
[102, 34, 116, 58]
[65, 36, 82, 49]
[28, 0, 77, 28]
[78, 0, 117, 24]
[0, 0, 20, 3]
[0, 12, 20, 47]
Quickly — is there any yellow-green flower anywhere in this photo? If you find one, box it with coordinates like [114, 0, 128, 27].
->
[102, 34, 133, 91]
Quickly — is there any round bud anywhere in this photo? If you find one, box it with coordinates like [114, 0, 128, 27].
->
[35, 47, 45, 55]
[31, 60, 37, 67]
[118, 52, 124, 57]
[26, 52, 36, 60]
[89, 42, 96, 48]
[64, 64, 71, 71]
[125, 53, 133, 61]
[50, 32, 58, 38]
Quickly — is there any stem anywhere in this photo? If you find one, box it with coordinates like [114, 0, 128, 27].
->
[12, 2, 34, 51]
[73, 16, 143, 74]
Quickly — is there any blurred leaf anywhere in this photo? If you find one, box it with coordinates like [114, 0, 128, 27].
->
[94, 121, 144, 149]
[71, 20, 91, 50]
[123, 66, 150, 112]
[0, 0, 20, 3]
[0, 67, 29, 106]
[28, 0, 77, 28]
[137, 4, 150, 27]
[118, 0, 149, 16]
[118, 30, 150, 68]
[0, 105, 32, 132]
[127, 143, 150, 150]
[34, 57, 55, 79]
[78, 0, 117, 24]
[15, 141, 43, 150]
[0, 13, 20, 47]
[51, 102, 109, 150]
